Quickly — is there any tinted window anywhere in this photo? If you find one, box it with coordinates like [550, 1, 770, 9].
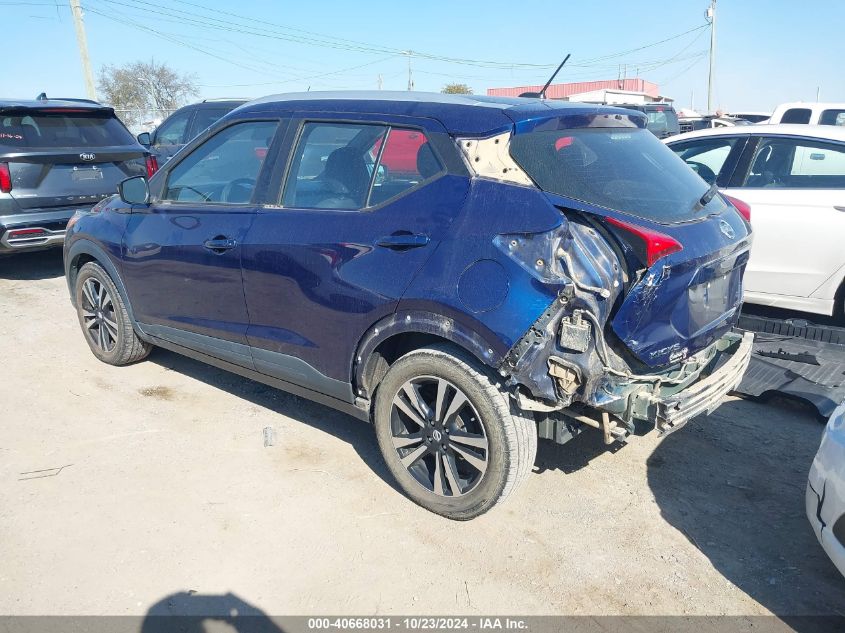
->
[163, 120, 277, 203]
[283, 123, 443, 210]
[189, 108, 233, 138]
[154, 109, 192, 147]
[819, 109, 845, 126]
[670, 137, 741, 184]
[0, 111, 134, 148]
[510, 127, 717, 223]
[283, 122, 386, 209]
[780, 108, 811, 124]
[743, 137, 845, 188]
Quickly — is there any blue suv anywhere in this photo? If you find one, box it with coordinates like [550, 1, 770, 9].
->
[64, 92, 754, 519]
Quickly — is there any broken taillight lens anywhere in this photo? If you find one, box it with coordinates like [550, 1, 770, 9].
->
[605, 216, 683, 267]
[722, 194, 751, 223]
[0, 162, 11, 193]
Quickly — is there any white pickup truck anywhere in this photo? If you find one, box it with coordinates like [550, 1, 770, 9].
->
[768, 102, 845, 126]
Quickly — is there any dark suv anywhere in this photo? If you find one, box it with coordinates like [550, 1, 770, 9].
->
[139, 99, 247, 165]
[0, 98, 154, 254]
[64, 92, 753, 519]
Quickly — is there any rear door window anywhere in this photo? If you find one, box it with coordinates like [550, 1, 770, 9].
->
[163, 120, 278, 203]
[0, 111, 135, 148]
[282, 122, 442, 210]
[780, 108, 812, 124]
[743, 137, 845, 188]
[819, 109, 845, 126]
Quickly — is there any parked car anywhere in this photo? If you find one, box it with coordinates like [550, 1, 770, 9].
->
[807, 399, 845, 579]
[666, 125, 845, 317]
[679, 115, 752, 134]
[727, 111, 771, 124]
[64, 92, 753, 519]
[613, 103, 680, 138]
[0, 97, 154, 255]
[139, 99, 247, 164]
[767, 102, 845, 126]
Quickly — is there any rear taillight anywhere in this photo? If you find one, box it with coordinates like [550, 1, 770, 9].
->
[723, 194, 751, 223]
[145, 155, 159, 178]
[0, 163, 11, 193]
[605, 216, 683, 267]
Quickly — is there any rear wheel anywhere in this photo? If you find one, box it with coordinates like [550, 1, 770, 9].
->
[75, 262, 151, 365]
[373, 344, 537, 520]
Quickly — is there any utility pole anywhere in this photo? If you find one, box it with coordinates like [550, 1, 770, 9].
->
[707, 0, 716, 113]
[69, 0, 97, 100]
[377, 74, 383, 90]
[404, 51, 414, 91]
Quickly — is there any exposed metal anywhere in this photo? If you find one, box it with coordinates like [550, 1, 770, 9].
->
[456, 132, 533, 186]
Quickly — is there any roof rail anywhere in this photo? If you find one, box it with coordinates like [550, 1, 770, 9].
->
[35, 93, 101, 105]
[201, 97, 248, 102]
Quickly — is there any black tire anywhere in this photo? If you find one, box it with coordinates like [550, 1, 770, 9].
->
[75, 261, 151, 366]
[373, 344, 537, 520]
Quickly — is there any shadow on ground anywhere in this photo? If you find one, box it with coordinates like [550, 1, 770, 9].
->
[142, 591, 285, 633]
[148, 347, 400, 494]
[0, 249, 64, 280]
[647, 397, 844, 620]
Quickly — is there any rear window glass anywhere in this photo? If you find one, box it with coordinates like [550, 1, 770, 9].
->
[510, 127, 715, 223]
[0, 111, 135, 148]
[780, 108, 811, 124]
[644, 107, 679, 137]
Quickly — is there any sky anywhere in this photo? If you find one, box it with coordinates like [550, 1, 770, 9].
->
[5, 0, 845, 113]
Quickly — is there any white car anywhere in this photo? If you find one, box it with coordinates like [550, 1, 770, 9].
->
[807, 400, 845, 578]
[666, 125, 845, 316]
[768, 102, 845, 127]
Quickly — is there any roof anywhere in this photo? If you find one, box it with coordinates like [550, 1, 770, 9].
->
[236, 90, 646, 135]
[666, 123, 845, 144]
[0, 98, 112, 112]
[487, 79, 660, 100]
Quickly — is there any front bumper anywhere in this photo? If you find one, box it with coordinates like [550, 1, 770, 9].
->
[806, 401, 845, 578]
[615, 330, 754, 434]
[0, 207, 80, 252]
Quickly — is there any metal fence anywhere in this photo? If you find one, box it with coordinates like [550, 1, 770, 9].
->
[112, 108, 178, 135]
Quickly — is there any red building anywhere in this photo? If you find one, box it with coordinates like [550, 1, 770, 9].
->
[487, 79, 660, 100]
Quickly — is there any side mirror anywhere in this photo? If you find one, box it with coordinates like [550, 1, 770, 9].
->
[137, 132, 152, 147]
[118, 176, 150, 205]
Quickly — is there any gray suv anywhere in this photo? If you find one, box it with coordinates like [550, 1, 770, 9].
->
[0, 97, 153, 254]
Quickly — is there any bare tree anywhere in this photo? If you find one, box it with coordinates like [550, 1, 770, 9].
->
[98, 60, 199, 131]
[441, 83, 473, 95]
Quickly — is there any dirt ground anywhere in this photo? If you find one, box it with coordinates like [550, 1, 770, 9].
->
[1, 250, 843, 618]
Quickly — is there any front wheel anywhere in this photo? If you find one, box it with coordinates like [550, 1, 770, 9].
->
[373, 344, 537, 520]
[74, 261, 151, 365]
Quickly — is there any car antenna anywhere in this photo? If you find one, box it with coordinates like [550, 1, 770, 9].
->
[518, 54, 571, 99]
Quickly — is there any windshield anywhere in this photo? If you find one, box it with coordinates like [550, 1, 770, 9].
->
[510, 127, 718, 223]
[0, 110, 135, 149]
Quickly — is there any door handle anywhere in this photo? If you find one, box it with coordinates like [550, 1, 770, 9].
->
[203, 236, 237, 253]
[375, 233, 430, 250]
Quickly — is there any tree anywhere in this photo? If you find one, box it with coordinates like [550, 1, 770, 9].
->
[441, 83, 473, 95]
[98, 60, 199, 130]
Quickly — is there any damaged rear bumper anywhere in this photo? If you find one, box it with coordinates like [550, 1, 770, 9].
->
[635, 330, 754, 434]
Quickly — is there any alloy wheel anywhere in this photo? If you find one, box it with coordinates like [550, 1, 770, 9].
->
[390, 376, 489, 497]
[80, 277, 118, 353]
